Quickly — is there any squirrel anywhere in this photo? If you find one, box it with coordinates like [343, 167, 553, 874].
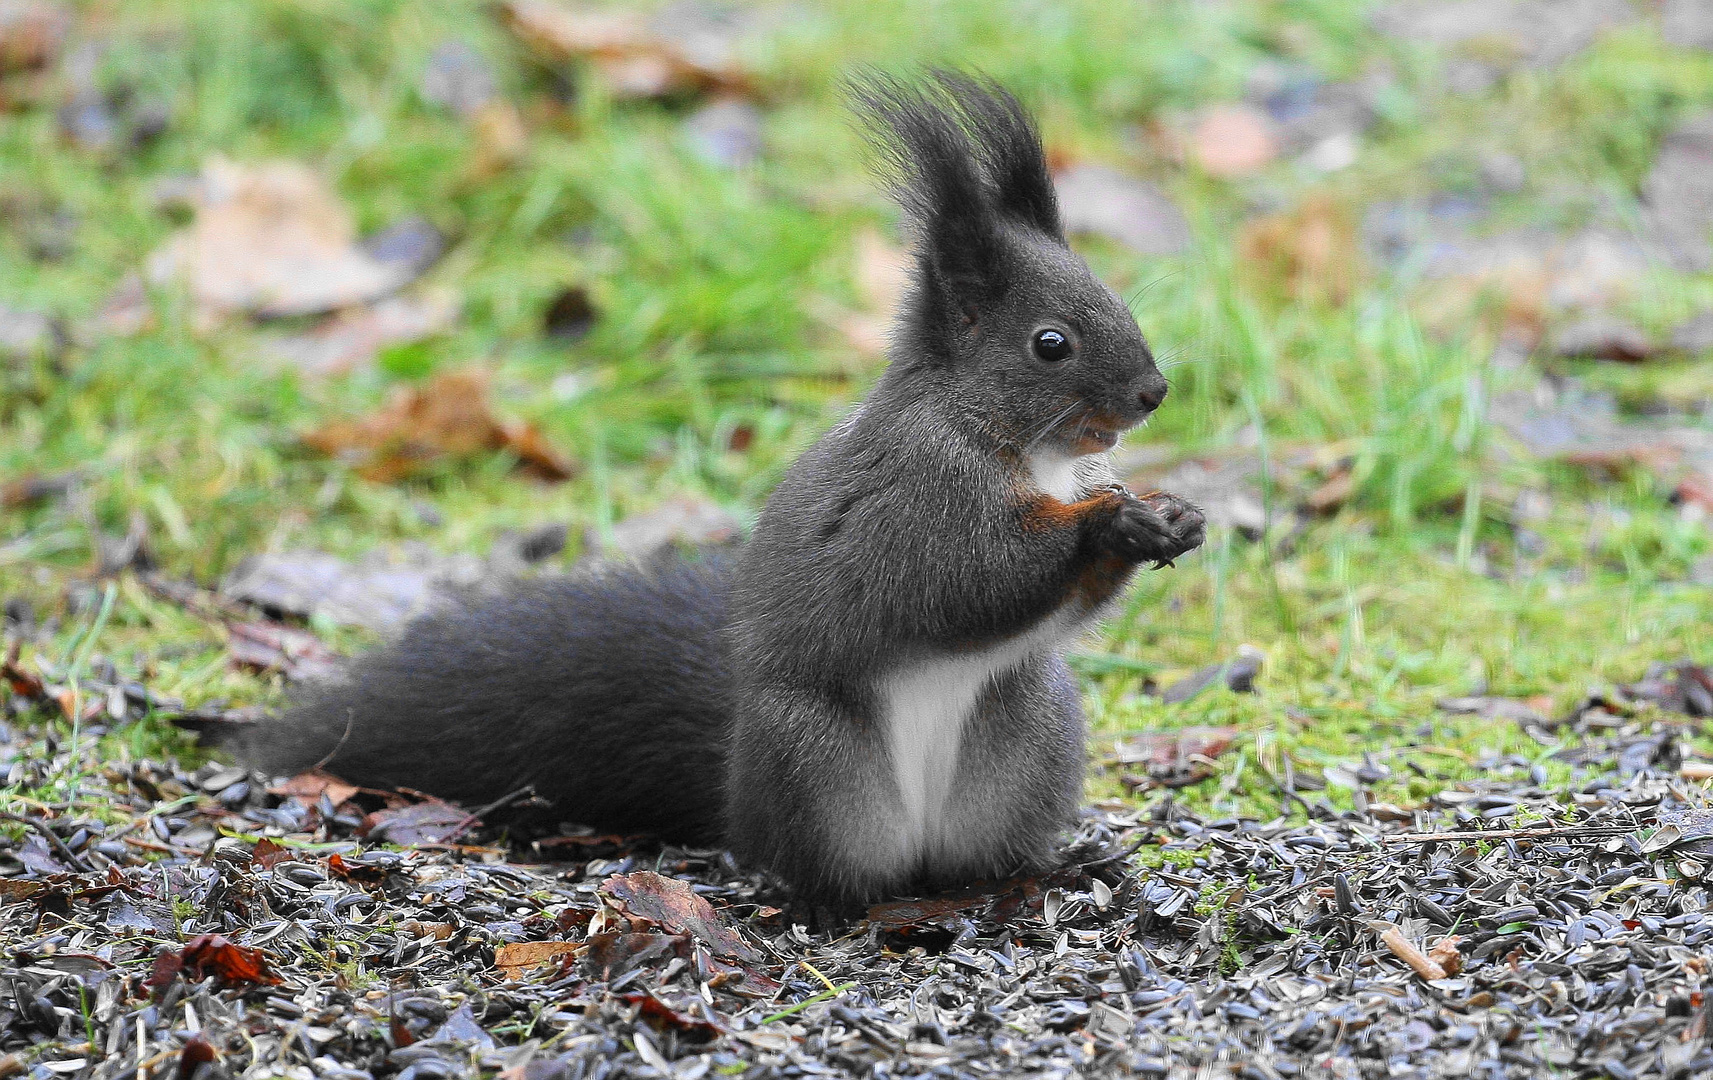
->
[243, 73, 1206, 907]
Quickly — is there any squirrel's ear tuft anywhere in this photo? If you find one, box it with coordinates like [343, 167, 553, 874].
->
[934, 71, 1062, 241]
[851, 72, 1064, 315]
[850, 72, 1005, 306]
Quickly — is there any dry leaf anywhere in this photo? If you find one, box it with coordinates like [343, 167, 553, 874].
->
[303, 368, 573, 483]
[1190, 104, 1279, 179]
[0, 1, 69, 74]
[1115, 726, 1242, 769]
[146, 158, 428, 322]
[601, 870, 759, 962]
[583, 931, 683, 980]
[359, 799, 471, 846]
[620, 990, 725, 1039]
[262, 290, 459, 377]
[494, 940, 582, 978]
[249, 838, 291, 870]
[225, 620, 340, 682]
[399, 920, 455, 941]
[1427, 935, 1464, 977]
[501, 0, 756, 100]
[1238, 195, 1359, 307]
[473, 101, 529, 175]
[1680, 471, 1713, 515]
[146, 934, 279, 990]
[1303, 468, 1356, 513]
[266, 771, 360, 809]
[1, 470, 78, 510]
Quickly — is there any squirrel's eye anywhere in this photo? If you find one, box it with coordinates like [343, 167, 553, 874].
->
[1032, 328, 1073, 362]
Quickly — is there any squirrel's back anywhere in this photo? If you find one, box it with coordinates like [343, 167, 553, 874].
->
[244, 558, 732, 845]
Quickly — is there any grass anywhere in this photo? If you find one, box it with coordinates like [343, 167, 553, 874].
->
[4, 0, 1713, 832]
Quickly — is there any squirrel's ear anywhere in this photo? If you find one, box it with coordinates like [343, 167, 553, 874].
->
[850, 73, 1010, 314]
[937, 72, 1063, 241]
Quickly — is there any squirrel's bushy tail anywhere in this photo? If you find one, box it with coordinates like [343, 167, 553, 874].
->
[241, 558, 733, 845]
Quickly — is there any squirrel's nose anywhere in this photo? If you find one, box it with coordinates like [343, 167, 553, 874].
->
[1137, 377, 1168, 413]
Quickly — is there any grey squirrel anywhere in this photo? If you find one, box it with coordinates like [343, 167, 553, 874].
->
[244, 73, 1206, 906]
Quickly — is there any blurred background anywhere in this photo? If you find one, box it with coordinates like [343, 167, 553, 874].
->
[2, 0, 1712, 807]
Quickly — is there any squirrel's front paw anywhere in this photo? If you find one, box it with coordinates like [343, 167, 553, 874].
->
[1109, 491, 1206, 567]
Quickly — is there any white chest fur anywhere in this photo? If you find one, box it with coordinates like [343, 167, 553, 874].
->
[879, 610, 1082, 867]
[1028, 450, 1083, 502]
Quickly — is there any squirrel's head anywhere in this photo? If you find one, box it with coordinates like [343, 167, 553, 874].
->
[853, 71, 1168, 458]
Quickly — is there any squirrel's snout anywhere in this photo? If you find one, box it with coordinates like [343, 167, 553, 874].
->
[1137, 375, 1168, 414]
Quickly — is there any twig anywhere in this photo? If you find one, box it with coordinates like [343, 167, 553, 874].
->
[0, 809, 92, 873]
[1373, 922, 1446, 981]
[305, 709, 357, 775]
[443, 785, 539, 844]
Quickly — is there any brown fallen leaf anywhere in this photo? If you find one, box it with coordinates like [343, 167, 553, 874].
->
[1190, 104, 1279, 179]
[495, 940, 583, 979]
[261, 290, 459, 377]
[501, 0, 757, 100]
[359, 799, 471, 846]
[0, 1, 69, 75]
[303, 368, 573, 483]
[145, 157, 429, 323]
[147, 934, 279, 990]
[2, 643, 45, 699]
[225, 619, 340, 682]
[248, 838, 291, 870]
[601, 870, 759, 963]
[323, 853, 390, 885]
[1237, 195, 1360, 307]
[0, 470, 79, 510]
[1302, 468, 1356, 514]
[1114, 725, 1242, 769]
[175, 1035, 216, 1080]
[621, 990, 726, 1040]
[1428, 935, 1464, 977]
[1676, 470, 1713, 514]
[583, 931, 684, 981]
[267, 771, 360, 808]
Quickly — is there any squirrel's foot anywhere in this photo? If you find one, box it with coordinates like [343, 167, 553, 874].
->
[1108, 490, 1206, 568]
